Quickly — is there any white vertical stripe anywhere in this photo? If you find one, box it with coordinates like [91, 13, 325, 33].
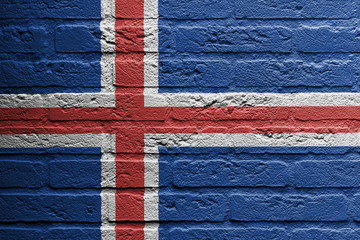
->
[144, 0, 158, 19]
[144, 153, 159, 187]
[144, 135, 159, 239]
[101, 224, 116, 240]
[101, 192, 116, 240]
[101, 156, 115, 234]
[101, 0, 116, 93]
[101, 153, 117, 188]
[144, 0, 159, 101]
[144, 188, 159, 221]
[144, 223, 160, 240]
[101, 190, 116, 240]
[106, 188, 117, 222]
[101, 2, 116, 237]
[144, 2, 160, 236]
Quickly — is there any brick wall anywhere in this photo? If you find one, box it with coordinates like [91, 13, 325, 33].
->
[1, 0, 360, 239]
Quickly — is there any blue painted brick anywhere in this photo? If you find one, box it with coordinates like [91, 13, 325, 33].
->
[235, 0, 355, 19]
[0, 26, 50, 53]
[296, 27, 360, 52]
[291, 229, 360, 240]
[158, 26, 176, 53]
[170, 228, 287, 240]
[55, 25, 101, 52]
[230, 195, 348, 221]
[175, 26, 293, 53]
[173, 160, 288, 187]
[352, 194, 360, 221]
[0, 229, 43, 240]
[0, 161, 46, 188]
[48, 228, 101, 240]
[0, 0, 101, 19]
[159, 0, 231, 19]
[234, 61, 354, 88]
[0, 194, 101, 222]
[159, 194, 226, 221]
[159, 61, 232, 87]
[0, 61, 101, 93]
[294, 161, 360, 188]
[0, 228, 101, 240]
[49, 160, 101, 188]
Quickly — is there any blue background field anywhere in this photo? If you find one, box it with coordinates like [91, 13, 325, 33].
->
[0, 147, 102, 239]
[157, 0, 360, 93]
[157, 146, 360, 239]
[0, 0, 102, 94]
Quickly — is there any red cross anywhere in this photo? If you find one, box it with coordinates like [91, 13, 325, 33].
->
[1, 0, 360, 238]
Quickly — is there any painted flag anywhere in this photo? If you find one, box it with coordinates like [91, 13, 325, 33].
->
[1, 0, 360, 239]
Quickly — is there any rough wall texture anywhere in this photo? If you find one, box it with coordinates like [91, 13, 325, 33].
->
[1, 0, 360, 239]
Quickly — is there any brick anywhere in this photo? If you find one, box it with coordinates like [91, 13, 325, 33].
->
[115, 59, 144, 87]
[0, 0, 101, 19]
[173, 160, 288, 187]
[234, 60, 354, 88]
[159, 194, 226, 221]
[55, 25, 100, 52]
[175, 26, 293, 53]
[114, 191, 145, 221]
[291, 229, 360, 240]
[159, 0, 231, 19]
[159, 60, 232, 87]
[0, 61, 101, 93]
[115, 25, 144, 52]
[0, 26, 49, 53]
[294, 161, 360, 188]
[0, 161, 46, 188]
[296, 27, 360, 52]
[235, 0, 355, 19]
[0, 229, 43, 240]
[113, 227, 144, 240]
[230, 195, 348, 221]
[48, 228, 101, 240]
[0, 228, 102, 240]
[115, 160, 144, 188]
[170, 227, 287, 240]
[115, 0, 143, 18]
[169, 107, 291, 120]
[49, 160, 101, 188]
[352, 194, 360, 221]
[170, 228, 287, 240]
[0, 194, 101, 222]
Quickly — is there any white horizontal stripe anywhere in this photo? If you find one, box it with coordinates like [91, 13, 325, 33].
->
[0, 134, 116, 152]
[0, 93, 115, 108]
[144, 91, 360, 107]
[144, 133, 360, 153]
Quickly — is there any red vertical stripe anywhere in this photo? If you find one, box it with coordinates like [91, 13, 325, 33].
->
[115, 0, 146, 238]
